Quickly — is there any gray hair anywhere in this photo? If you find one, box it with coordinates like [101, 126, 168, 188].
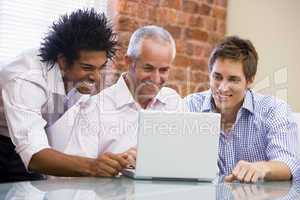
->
[126, 25, 176, 60]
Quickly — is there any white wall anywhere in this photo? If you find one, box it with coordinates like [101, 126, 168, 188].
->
[227, 0, 300, 111]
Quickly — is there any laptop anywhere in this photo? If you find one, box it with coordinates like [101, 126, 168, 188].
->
[122, 110, 221, 182]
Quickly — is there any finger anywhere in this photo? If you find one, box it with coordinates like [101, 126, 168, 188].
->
[224, 174, 235, 182]
[251, 171, 261, 183]
[107, 153, 129, 168]
[99, 162, 119, 176]
[100, 154, 123, 171]
[232, 164, 242, 177]
[236, 167, 248, 182]
[128, 148, 137, 158]
[244, 168, 255, 183]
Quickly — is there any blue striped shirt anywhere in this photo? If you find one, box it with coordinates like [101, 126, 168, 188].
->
[185, 89, 299, 177]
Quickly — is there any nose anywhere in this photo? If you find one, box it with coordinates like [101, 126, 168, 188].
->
[88, 69, 100, 82]
[150, 69, 161, 85]
[218, 80, 230, 92]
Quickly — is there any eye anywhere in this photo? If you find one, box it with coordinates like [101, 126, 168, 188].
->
[143, 65, 153, 72]
[159, 67, 169, 73]
[229, 77, 241, 83]
[213, 74, 222, 81]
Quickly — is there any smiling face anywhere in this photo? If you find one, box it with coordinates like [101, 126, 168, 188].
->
[58, 50, 107, 95]
[126, 38, 173, 102]
[210, 58, 253, 114]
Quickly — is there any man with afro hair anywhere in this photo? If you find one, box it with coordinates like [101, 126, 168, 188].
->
[0, 8, 129, 182]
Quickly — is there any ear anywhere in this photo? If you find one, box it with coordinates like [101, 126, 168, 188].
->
[57, 54, 67, 72]
[246, 76, 255, 89]
[125, 55, 134, 69]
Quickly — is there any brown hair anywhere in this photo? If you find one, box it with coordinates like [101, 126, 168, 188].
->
[208, 36, 258, 81]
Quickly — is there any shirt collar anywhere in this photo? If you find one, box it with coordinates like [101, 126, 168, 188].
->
[240, 89, 254, 114]
[46, 63, 66, 96]
[202, 89, 254, 114]
[114, 73, 136, 108]
[114, 73, 166, 109]
[202, 89, 215, 112]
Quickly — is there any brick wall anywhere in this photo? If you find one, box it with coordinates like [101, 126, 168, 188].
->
[107, 0, 227, 96]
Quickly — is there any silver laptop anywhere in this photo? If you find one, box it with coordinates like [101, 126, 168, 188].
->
[122, 111, 221, 182]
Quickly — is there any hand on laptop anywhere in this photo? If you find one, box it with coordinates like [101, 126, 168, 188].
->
[92, 152, 129, 177]
[224, 160, 270, 183]
[121, 147, 137, 168]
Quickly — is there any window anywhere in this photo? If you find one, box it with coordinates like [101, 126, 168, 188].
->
[0, 0, 107, 61]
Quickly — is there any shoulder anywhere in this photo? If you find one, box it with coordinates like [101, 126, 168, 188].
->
[0, 48, 47, 87]
[252, 92, 290, 115]
[159, 87, 182, 99]
[92, 83, 119, 111]
[184, 90, 210, 110]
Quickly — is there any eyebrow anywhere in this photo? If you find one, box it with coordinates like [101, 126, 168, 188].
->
[79, 60, 108, 68]
[144, 63, 170, 69]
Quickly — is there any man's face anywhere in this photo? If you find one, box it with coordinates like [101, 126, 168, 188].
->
[210, 58, 253, 113]
[59, 50, 107, 95]
[128, 38, 173, 100]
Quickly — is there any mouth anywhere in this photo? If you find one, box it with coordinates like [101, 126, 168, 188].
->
[76, 80, 96, 94]
[215, 93, 233, 102]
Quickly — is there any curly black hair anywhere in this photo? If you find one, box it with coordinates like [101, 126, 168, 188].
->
[39, 8, 117, 68]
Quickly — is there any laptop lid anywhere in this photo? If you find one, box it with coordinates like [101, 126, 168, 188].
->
[133, 111, 220, 181]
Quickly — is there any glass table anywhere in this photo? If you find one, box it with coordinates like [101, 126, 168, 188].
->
[0, 176, 299, 200]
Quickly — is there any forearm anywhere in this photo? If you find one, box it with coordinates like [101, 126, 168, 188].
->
[262, 160, 291, 181]
[28, 148, 95, 177]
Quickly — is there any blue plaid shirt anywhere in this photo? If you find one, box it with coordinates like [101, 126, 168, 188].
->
[185, 89, 299, 177]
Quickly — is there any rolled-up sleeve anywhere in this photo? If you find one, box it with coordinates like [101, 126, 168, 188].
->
[265, 101, 299, 178]
[2, 78, 51, 169]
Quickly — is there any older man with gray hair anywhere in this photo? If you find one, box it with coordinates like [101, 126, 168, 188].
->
[94, 25, 185, 166]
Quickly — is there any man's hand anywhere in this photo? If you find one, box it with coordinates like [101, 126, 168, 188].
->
[120, 147, 137, 168]
[89, 152, 129, 177]
[224, 160, 271, 183]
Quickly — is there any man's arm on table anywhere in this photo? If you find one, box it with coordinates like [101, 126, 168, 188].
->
[225, 102, 298, 183]
[29, 148, 129, 177]
[2, 80, 128, 177]
[224, 160, 291, 183]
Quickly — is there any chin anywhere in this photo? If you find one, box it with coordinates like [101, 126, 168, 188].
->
[77, 87, 92, 95]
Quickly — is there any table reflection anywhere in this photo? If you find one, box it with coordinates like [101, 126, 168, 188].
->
[1, 177, 300, 200]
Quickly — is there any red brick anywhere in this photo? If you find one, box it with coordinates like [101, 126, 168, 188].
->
[165, 25, 182, 39]
[174, 55, 192, 67]
[189, 16, 204, 28]
[116, 16, 139, 32]
[217, 20, 226, 35]
[116, 0, 138, 16]
[185, 28, 209, 42]
[212, 7, 226, 20]
[206, 0, 214, 5]
[191, 69, 209, 83]
[117, 31, 131, 47]
[204, 17, 217, 31]
[136, 5, 149, 19]
[182, 0, 199, 14]
[186, 42, 204, 57]
[148, 7, 159, 22]
[199, 3, 211, 16]
[160, 0, 182, 10]
[208, 32, 223, 45]
[191, 58, 208, 70]
[141, 0, 160, 6]
[175, 39, 186, 54]
[176, 12, 190, 26]
[216, 0, 227, 7]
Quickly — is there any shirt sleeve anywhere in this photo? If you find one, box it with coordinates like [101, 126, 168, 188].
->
[265, 101, 299, 178]
[2, 78, 51, 169]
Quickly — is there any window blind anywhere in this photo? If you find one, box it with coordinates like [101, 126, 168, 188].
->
[0, 0, 107, 61]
